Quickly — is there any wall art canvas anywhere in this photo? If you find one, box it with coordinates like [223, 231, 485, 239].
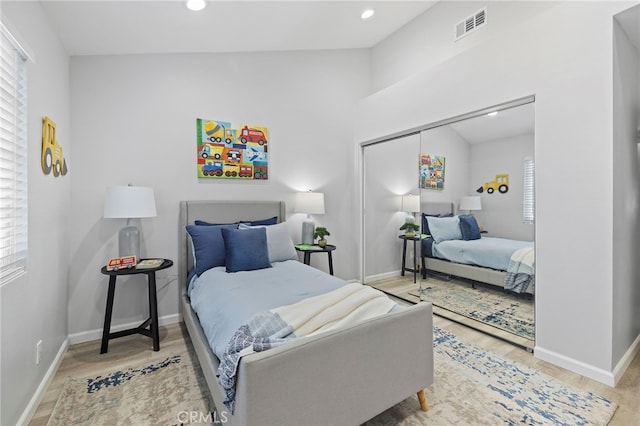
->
[420, 153, 445, 190]
[196, 119, 269, 180]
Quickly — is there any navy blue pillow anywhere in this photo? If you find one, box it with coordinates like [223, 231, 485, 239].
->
[241, 216, 278, 226]
[459, 215, 481, 240]
[194, 220, 236, 226]
[186, 224, 238, 276]
[222, 227, 271, 273]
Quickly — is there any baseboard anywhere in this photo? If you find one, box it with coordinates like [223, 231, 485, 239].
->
[17, 338, 69, 426]
[612, 332, 640, 386]
[365, 270, 401, 283]
[534, 345, 616, 387]
[68, 313, 181, 345]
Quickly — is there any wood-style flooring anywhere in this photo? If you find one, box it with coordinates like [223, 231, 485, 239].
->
[29, 280, 639, 425]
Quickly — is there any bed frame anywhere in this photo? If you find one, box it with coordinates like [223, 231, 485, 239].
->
[420, 201, 532, 293]
[179, 200, 434, 426]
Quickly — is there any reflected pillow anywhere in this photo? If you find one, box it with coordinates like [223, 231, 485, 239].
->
[222, 227, 271, 273]
[459, 215, 481, 240]
[427, 216, 463, 243]
[186, 223, 238, 276]
[238, 222, 298, 263]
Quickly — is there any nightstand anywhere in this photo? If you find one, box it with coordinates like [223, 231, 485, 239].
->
[295, 244, 336, 275]
[99, 258, 173, 354]
[398, 235, 424, 284]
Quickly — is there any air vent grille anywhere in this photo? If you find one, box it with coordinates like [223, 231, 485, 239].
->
[455, 7, 487, 41]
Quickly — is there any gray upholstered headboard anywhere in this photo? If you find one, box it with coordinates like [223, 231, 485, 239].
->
[420, 201, 454, 216]
[178, 200, 286, 291]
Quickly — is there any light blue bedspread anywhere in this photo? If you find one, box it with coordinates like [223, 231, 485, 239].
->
[432, 237, 533, 271]
[188, 260, 346, 360]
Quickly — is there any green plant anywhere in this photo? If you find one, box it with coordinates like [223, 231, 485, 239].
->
[314, 227, 330, 240]
[399, 222, 420, 233]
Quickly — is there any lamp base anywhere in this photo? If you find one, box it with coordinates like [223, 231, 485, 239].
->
[119, 224, 140, 260]
[301, 216, 315, 245]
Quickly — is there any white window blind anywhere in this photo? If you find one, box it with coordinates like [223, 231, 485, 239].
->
[1, 22, 28, 285]
[523, 157, 534, 224]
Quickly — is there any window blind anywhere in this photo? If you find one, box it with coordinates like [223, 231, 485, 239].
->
[1, 22, 28, 285]
[523, 157, 534, 224]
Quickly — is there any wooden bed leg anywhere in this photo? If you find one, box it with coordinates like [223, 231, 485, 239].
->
[417, 389, 428, 412]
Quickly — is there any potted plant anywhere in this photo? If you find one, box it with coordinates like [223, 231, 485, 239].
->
[399, 222, 420, 238]
[314, 227, 331, 247]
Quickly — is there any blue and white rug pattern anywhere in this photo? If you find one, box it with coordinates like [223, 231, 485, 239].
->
[432, 326, 617, 425]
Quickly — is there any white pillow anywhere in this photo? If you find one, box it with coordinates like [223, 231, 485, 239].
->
[427, 216, 463, 243]
[238, 222, 298, 263]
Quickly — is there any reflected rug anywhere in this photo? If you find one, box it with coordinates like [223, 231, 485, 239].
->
[46, 353, 213, 426]
[408, 278, 535, 342]
[48, 329, 616, 425]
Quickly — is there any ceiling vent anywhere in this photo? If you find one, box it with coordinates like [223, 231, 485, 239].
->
[455, 7, 487, 41]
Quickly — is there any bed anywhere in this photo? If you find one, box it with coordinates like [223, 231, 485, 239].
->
[420, 201, 535, 294]
[179, 200, 434, 426]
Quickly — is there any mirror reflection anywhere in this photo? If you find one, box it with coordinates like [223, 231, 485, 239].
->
[363, 100, 535, 348]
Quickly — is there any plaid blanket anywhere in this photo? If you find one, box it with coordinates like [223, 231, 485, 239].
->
[217, 283, 396, 412]
[504, 247, 535, 293]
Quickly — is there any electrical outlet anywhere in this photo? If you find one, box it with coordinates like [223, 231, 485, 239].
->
[36, 340, 42, 365]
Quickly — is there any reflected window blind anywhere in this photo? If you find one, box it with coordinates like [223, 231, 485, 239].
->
[523, 158, 534, 224]
[1, 22, 28, 285]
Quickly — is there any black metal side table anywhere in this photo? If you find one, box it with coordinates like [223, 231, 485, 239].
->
[99, 258, 173, 354]
[295, 244, 336, 275]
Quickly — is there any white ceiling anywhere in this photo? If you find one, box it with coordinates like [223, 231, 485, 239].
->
[449, 102, 535, 144]
[36, 0, 437, 56]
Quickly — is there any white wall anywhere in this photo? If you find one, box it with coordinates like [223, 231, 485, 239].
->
[357, 1, 638, 385]
[363, 135, 420, 281]
[612, 7, 640, 370]
[470, 133, 534, 241]
[0, 2, 70, 425]
[67, 50, 370, 338]
[370, 1, 559, 92]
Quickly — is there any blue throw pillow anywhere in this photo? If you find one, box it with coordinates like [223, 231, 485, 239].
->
[427, 216, 463, 243]
[459, 215, 481, 240]
[243, 216, 278, 226]
[186, 224, 238, 276]
[222, 227, 272, 273]
[194, 220, 236, 226]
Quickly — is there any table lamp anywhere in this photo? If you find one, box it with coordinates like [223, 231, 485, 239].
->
[401, 194, 420, 224]
[104, 185, 157, 260]
[459, 196, 482, 215]
[295, 191, 325, 245]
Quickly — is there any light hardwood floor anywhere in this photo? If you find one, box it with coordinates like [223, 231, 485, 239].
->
[30, 290, 639, 425]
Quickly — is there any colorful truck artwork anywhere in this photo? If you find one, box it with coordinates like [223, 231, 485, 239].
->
[419, 153, 445, 190]
[196, 118, 269, 180]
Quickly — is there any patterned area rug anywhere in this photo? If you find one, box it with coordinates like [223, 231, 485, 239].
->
[46, 353, 213, 426]
[47, 328, 617, 425]
[364, 326, 617, 425]
[409, 278, 535, 342]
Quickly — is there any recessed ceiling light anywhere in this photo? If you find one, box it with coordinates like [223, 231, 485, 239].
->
[361, 9, 375, 20]
[186, 0, 206, 11]
[487, 111, 498, 117]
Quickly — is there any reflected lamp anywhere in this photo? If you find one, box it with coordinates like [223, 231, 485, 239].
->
[401, 194, 420, 224]
[104, 185, 157, 261]
[295, 191, 325, 245]
[459, 196, 482, 215]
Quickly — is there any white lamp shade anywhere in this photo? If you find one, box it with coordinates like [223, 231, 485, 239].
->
[459, 196, 482, 211]
[295, 192, 325, 215]
[104, 186, 157, 219]
[401, 194, 420, 213]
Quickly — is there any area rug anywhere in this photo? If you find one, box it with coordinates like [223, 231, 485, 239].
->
[408, 278, 535, 342]
[364, 326, 617, 425]
[48, 330, 617, 425]
[46, 353, 213, 426]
